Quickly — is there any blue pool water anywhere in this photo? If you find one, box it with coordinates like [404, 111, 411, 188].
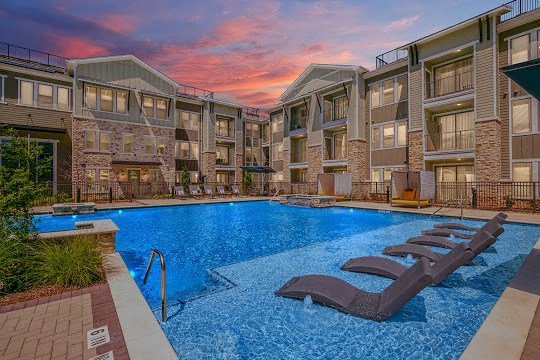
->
[36, 202, 540, 359]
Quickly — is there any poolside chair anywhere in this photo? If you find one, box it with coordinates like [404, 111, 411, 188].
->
[382, 231, 496, 263]
[276, 257, 433, 321]
[216, 186, 230, 197]
[231, 185, 241, 196]
[189, 185, 203, 197]
[433, 212, 508, 232]
[342, 242, 474, 285]
[174, 186, 187, 199]
[203, 185, 217, 198]
[421, 217, 506, 239]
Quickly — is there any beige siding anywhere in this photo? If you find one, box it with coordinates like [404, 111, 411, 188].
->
[417, 23, 479, 61]
[371, 148, 407, 167]
[475, 40, 496, 119]
[285, 69, 356, 101]
[371, 101, 408, 124]
[409, 69, 423, 130]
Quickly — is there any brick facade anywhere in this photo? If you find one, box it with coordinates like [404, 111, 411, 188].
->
[282, 150, 290, 182]
[347, 139, 367, 182]
[475, 119, 502, 182]
[201, 152, 216, 182]
[307, 145, 322, 182]
[235, 153, 244, 183]
[408, 130, 424, 171]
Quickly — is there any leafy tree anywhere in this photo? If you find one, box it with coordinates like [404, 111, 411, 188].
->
[243, 171, 253, 194]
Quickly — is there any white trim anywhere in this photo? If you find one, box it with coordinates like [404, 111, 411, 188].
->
[74, 115, 174, 130]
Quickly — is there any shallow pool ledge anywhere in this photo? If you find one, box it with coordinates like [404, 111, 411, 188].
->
[104, 252, 178, 360]
[461, 238, 540, 360]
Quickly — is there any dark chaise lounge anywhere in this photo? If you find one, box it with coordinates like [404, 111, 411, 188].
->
[433, 212, 507, 232]
[383, 231, 496, 263]
[342, 242, 473, 284]
[421, 218, 505, 239]
[275, 257, 433, 321]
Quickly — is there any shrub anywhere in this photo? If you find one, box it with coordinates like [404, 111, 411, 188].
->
[243, 171, 253, 194]
[503, 195, 515, 209]
[29, 236, 104, 287]
[0, 237, 29, 295]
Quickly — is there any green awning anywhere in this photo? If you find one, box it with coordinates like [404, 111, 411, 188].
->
[501, 58, 540, 101]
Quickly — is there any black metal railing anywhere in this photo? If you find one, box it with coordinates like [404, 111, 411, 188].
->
[177, 84, 213, 98]
[216, 155, 234, 166]
[323, 103, 348, 123]
[0, 41, 66, 69]
[425, 71, 474, 99]
[425, 129, 474, 151]
[375, 48, 409, 69]
[243, 106, 259, 118]
[501, 0, 540, 21]
[289, 116, 307, 131]
[323, 146, 347, 160]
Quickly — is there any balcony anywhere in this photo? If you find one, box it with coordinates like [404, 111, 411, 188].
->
[375, 48, 409, 69]
[501, 0, 540, 22]
[216, 124, 235, 138]
[0, 42, 66, 71]
[425, 71, 473, 99]
[177, 84, 213, 99]
[290, 150, 307, 164]
[425, 130, 474, 152]
[323, 146, 347, 161]
[289, 116, 307, 131]
[323, 103, 348, 123]
[216, 154, 233, 166]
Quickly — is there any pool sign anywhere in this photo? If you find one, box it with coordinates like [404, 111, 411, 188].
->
[89, 351, 114, 360]
[87, 325, 111, 349]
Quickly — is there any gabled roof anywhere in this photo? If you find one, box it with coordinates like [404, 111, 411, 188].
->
[278, 64, 360, 102]
[66, 54, 180, 89]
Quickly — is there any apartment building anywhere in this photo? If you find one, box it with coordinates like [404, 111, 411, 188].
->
[268, 1, 540, 192]
[0, 44, 268, 194]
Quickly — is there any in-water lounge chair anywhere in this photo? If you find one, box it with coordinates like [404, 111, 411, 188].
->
[421, 218, 505, 239]
[189, 185, 203, 197]
[276, 257, 433, 321]
[433, 212, 507, 232]
[342, 242, 473, 284]
[383, 231, 496, 263]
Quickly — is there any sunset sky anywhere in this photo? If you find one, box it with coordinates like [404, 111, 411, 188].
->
[0, 0, 504, 108]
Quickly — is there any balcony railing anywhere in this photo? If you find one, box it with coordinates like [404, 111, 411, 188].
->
[243, 106, 260, 118]
[425, 71, 474, 99]
[216, 155, 233, 166]
[216, 124, 235, 138]
[323, 103, 348, 123]
[375, 48, 409, 69]
[290, 150, 307, 163]
[177, 84, 213, 98]
[289, 116, 307, 131]
[0, 41, 66, 69]
[323, 146, 347, 161]
[501, 0, 540, 22]
[425, 130, 474, 152]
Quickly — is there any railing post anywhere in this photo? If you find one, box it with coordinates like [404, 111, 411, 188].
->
[472, 188, 477, 209]
[386, 185, 390, 203]
[108, 187, 113, 203]
[533, 182, 537, 213]
[171, 186, 175, 199]
[76, 188, 81, 203]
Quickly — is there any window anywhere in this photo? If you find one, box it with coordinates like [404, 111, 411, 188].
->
[38, 84, 53, 108]
[99, 170, 109, 192]
[57, 87, 70, 111]
[397, 121, 407, 146]
[191, 142, 199, 159]
[273, 143, 283, 161]
[123, 134, 133, 153]
[382, 79, 394, 105]
[271, 114, 283, 132]
[383, 168, 393, 182]
[99, 132, 110, 152]
[100, 88, 113, 112]
[371, 83, 380, 108]
[85, 169, 96, 190]
[181, 111, 190, 129]
[397, 75, 408, 101]
[20, 80, 34, 106]
[372, 126, 380, 149]
[511, 34, 530, 65]
[216, 173, 229, 184]
[145, 137, 154, 154]
[512, 99, 531, 134]
[216, 145, 230, 165]
[84, 130, 96, 150]
[85, 85, 97, 110]
[181, 142, 190, 158]
[371, 168, 381, 183]
[116, 91, 127, 114]
[217, 116, 234, 137]
[143, 96, 154, 118]
[513, 162, 532, 182]
[148, 169, 159, 183]
[383, 123, 395, 148]
[156, 137, 165, 155]
[156, 99, 167, 119]
[190, 172, 199, 183]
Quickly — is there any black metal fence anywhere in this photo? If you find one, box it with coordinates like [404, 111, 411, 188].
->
[0, 41, 66, 69]
[501, 0, 540, 22]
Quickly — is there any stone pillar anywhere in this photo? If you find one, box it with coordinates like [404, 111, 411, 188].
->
[408, 130, 424, 171]
[475, 119, 501, 182]
[307, 145, 322, 182]
[347, 139, 367, 182]
[201, 152, 216, 182]
[282, 150, 290, 183]
[235, 153, 244, 184]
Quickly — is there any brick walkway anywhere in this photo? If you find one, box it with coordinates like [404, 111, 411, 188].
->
[0, 283, 129, 360]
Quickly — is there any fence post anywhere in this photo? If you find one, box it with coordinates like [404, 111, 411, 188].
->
[76, 188, 81, 203]
[533, 183, 537, 213]
[386, 186, 390, 203]
[171, 186, 174, 199]
[108, 187, 113, 203]
[472, 188, 477, 209]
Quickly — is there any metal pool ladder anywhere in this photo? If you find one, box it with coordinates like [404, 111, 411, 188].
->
[269, 189, 280, 203]
[143, 249, 167, 322]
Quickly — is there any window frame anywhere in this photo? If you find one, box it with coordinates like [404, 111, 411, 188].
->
[155, 137, 166, 156]
[98, 131, 111, 152]
[511, 98, 532, 134]
[144, 136, 155, 154]
[37, 83, 53, 109]
[123, 133, 134, 153]
[17, 79, 72, 111]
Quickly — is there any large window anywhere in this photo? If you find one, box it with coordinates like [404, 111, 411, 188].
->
[99, 132, 110, 152]
[38, 84, 53, 108]
[85, 85, 97, 110]
[123, 134, 133, 153]
[84, 130, 96, 151]
[20, 80, 34, 106]
[216, 172, 229, 184]
[100, 88, 113, 112]
[84, 85, 126, 114]
[432, 58, 473, 97]
[273, 143, 283, 161]
[156, 137, 165, 155]
[511, 34, 530, 65]
[372, 121, 409, 149]
[512, 99, 531, 134]
[156, 99, 168, 119]
[142, 96, 168, 119]
[271, 114, 283, 133]
[383, 123, 395, 148]
[84, 130, 110, 152]
[85, 169, 109, 192]
[217, 116, 234, 137]
[371, 126, 381, 149]
[382, 79, 394, 105]
[176, 141, 198, 159]
[371, 74, 408, 108]
[397, 121, 407, 146]
[57, 87, 70, 111]
[513, 162, 532, 182]
[216, 145, 231, 165]
[19, 80, 70, 110]
[143, 96, 154, 118]
[397, 75, 408, 101]
[176, 111, 200, 130]
[371, 83, 380, 107]
[116, 91, 127, 113]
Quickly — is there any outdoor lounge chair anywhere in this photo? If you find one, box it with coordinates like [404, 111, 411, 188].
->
[231, 185, 241, 196]
[341, 242, 474, 284]
[203, 185, 217, 198]
[421, 218, 505, 239]
[382, 231, 496, 263]
[433, 212, 508, 232]
[216, 186, 230, 197]
[275, 257, 433, 321]
[189, 185, 203, 197]
[174, 186, 187, 198]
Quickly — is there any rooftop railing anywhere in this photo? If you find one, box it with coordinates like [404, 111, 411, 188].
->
[243, 106, 260, 118]
[501, 0, 540, 22]
[375, 48, 408, 69]
[0, 41, 66, 69]
[177, 84, 213, 98]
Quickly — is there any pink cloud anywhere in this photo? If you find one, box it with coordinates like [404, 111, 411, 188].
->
[94, 13, 138, 34]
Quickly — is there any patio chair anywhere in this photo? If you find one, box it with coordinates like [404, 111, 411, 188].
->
[189, 185, 203, 197]
[231, 185, 241, 196]
[421, 217, 506, 239]
[433, 212, 507, 232]
[203, 185, 218, 198]
[276, 257, 433, 321]
[342, 242, 474, 285]
[174, 186, 187, 199]
[216, 186, 230, 197]
[382, 231, 496, 263]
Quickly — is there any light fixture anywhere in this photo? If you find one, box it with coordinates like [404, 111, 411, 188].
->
[457, 103, 462, 106]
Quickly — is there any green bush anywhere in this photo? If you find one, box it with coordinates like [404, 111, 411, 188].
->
[29, 236, 104, 287]
[0, 237, 29, 295]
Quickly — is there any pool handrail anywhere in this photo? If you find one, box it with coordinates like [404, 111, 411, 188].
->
[143, 249, 167, 322]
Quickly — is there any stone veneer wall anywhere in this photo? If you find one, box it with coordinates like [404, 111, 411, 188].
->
[201, 152, 216, 182]
[71, 118, 175, 184]
[282, 150, 290, 182]
[307, 145, 322, 182]
[235, 153, 244, 183]
[408, 130, 424, 171]
[347, 139, 367, 183]
[475, 119, 501, 182]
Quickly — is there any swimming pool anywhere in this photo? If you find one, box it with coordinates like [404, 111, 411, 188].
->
[36, 202, 540, 359]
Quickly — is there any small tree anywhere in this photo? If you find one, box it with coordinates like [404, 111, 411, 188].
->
[180, 166, 191, 191]
[243, 171, 253, 194]
[0, 126, 50, 241]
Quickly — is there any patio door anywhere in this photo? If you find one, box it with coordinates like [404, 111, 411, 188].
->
[435, 165, 474, 203]
[128, 170, 140, 195]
